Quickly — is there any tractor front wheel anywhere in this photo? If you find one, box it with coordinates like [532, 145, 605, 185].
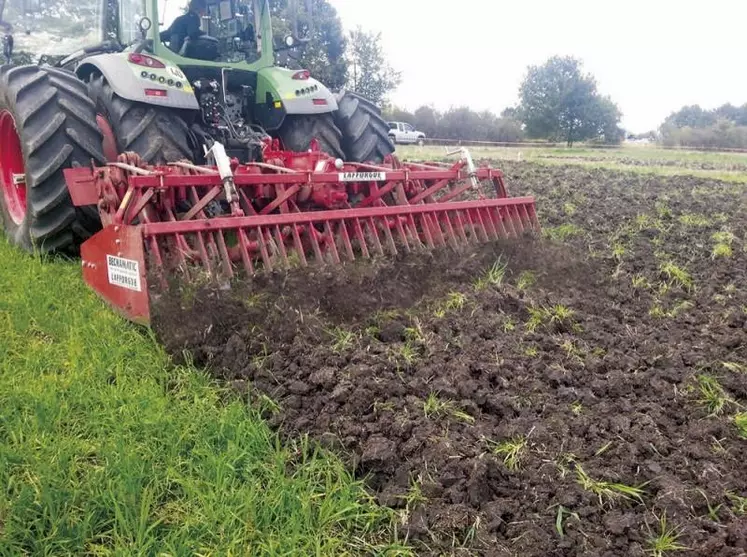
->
[0, 65, 106, 254]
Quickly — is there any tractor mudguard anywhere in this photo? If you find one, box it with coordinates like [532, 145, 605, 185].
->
[76, 53, 199, 111]
[254, 66, 337, 130]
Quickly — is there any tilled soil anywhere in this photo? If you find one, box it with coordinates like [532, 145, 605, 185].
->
[153, 162, 747, 556]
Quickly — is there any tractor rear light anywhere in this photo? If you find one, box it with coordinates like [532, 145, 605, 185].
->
[144, 89, 168, 97]
[292, 70, 310, 80]
[128, 53, 165, 69]
[312, 98, 328, 106]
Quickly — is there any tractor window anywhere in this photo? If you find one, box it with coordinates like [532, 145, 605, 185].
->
[159, 0, 260, 64]
[159, 0, 188, 30]
[119, 0, 148, 45]
[0, 0, 105, 62]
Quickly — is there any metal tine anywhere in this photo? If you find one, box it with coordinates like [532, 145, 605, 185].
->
[366, 217, 385, 256]
[467, 208, 489, 243]
[195, 230, 213, 273]
[419, 212, 436, 248]
[381, 217, 398, 255]
[338, 220, 355, 261]
[186, 186, 216, 274]
[430, 212, 448, 247]
[352, 217, 370, 258]
[452, 210, 470, 245]
[440, 211, 460, 250]
[162, 208, 192, 277]
[255, 226, 274, 271]
[394, 217, 410, 252]
[216, 230, 234, 279]
[273, 224, 289, 267]
[237, 228, 255, 275]
[308, 223, 325, 263]
[526, 202, 542, 230]
[519, 203, 536, 231]
[479, 206, 500, 239]
[510, 205, 525, 234]
[323, 220, 341, 264]
[291, 223, 308, 266]
[488, 207, 506, 239]
[405, 214, 424, 249]
[502, 207, 518, 237]
[148, 236, 168, 289]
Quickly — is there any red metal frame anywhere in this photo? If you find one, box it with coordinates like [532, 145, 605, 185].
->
[0, 110, 27, 225]
[65, 146, 539, 324]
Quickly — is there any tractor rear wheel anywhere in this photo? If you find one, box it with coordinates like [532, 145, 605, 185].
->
[87, 75, 193, 164]
[334, 91, 395, 163]
[277, 113, 345, 160]
[0, 65, 106, 254]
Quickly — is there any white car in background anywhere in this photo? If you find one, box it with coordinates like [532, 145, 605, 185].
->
[387, 121, 426, 145]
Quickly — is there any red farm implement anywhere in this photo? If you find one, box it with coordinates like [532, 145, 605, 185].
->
[63, 141, 540, 325]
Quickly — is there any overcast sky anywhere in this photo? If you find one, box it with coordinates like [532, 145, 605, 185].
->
[327, 0, 747, 133]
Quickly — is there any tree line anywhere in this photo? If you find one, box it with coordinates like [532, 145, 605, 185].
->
[659, 104, 747, 149]
[381, 56, 625, 146]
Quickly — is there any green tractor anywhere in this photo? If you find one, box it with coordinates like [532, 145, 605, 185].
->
[0, 0, 394, 253]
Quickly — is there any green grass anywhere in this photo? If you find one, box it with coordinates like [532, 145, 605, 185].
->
[0, 241, 410, 555]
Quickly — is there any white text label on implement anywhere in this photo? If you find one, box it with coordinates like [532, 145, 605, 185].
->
[339, 172, 386, 182]
[106, 255, 142, 292]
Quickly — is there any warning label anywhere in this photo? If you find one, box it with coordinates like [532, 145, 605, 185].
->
[106, 255, 141, 292]
[338, 171, 386, 182]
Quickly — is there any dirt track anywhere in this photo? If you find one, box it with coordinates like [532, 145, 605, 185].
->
[154, 162, 747, 556]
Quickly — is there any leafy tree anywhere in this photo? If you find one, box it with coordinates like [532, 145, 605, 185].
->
[270, 0, 347, 91]
[517, 55, 623, 146]
[381, 104, 415, 124]
[346, 25, 401, 104]
[661, 104, 716, 129]
[414, 105, 439, 137]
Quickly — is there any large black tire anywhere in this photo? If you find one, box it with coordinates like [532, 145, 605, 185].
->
[334, 91, 395, 163]
[0, 65, 106, 254]
[276, 113, 345, 160]
[87, 75, 192, 164]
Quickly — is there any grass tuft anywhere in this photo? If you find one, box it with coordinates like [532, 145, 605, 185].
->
[659, 261, 694, 292]
[543, 223, 583, 242]
[646, 512, 688, 557]
[695, 374, 732, 417]
[734, 413, 747, 438]
[487, 436, 528, 471]
[422, 393, 475, 424]
[474, 259, 508, 290]
[574, 463, 647, 506]
[516, 270, 537, 291]
[726, 492, 747, 515]
[328, 326, 357, 353]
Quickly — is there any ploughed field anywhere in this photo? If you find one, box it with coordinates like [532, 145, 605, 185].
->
[155, 161, 747, 556]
